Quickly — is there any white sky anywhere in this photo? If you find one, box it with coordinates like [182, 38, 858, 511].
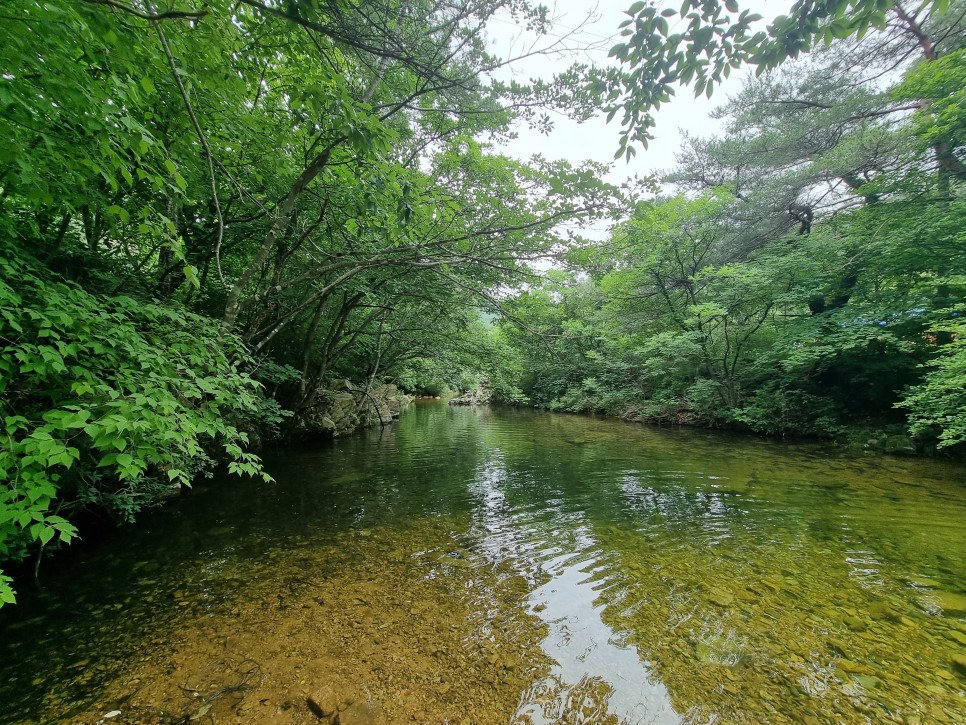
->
[487, 0, 788, 182]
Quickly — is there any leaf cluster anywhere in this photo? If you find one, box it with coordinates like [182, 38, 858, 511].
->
[0, 245, 272, 604]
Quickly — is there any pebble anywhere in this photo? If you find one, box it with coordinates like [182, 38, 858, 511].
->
[844, 616, 868, 632]
[944, 629, 966, 646]
[707, 588, 734, 607]
[931, 591, 966, 616]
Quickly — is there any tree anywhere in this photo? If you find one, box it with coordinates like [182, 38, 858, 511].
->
[596, 0, 957, 157]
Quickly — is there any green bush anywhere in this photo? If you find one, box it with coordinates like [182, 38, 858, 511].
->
[897, 319, 966, 449]
[731, 384, 846, 438]
[0, 246, 272, 605]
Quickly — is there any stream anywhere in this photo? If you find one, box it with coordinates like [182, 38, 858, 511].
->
[1, 402, 965, 724]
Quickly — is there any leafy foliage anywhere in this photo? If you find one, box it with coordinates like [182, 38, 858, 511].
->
[597, 0, 955, 154]
[498, 2, 965, 448]
[898, 317, 966, 448]
[0, 246, 274, 603]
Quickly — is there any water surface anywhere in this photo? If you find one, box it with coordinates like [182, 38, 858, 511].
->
[1, 403, 965, 724]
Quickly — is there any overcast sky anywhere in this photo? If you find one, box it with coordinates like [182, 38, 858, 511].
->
[487, 0, 789, 182]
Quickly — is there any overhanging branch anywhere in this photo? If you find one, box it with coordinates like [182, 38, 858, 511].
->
[82, 0, 207, 21]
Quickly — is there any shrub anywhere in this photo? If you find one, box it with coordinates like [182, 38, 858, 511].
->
[0, 246, 272, 605]
[897, 320, 966, 450]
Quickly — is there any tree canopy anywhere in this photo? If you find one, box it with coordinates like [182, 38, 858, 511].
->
[596, 0, 958, 157]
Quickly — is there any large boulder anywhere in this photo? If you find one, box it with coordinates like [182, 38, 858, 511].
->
[449, 382, 491, 406]
[302, 381, 412, 436]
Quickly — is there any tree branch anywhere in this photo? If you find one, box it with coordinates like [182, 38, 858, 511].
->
[150, 7, 226, 285]
[83, 0, 207, 21]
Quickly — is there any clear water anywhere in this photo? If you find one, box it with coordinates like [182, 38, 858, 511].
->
[1, 402, 965, 724]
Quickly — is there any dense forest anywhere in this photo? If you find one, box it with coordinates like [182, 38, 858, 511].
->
[1, 0, 963, 603]
[499, 1, 966, 441]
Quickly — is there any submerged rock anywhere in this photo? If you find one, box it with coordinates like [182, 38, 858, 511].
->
[307, 685, 342, 719]
[852, 674, 882, 690]
[844, 616, 868, 632]
[945, 629, 966, 646]
[905, 576, 942, 589]
[837, 658, 874, 676]
[335, 701, 383, 725]
[867, 601, 900, 622]
[706, 588, 735, 608]
[922, 591, 966, 617]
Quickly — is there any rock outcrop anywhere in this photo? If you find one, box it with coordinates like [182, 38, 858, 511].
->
[448, 382, 491, 406]
[302, 380, 412, 436]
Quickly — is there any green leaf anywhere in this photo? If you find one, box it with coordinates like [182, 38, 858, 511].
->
[0, 576, 16, 605]
[183, 264, 200, 290]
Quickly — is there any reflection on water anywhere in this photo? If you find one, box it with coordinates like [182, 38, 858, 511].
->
[1, 403, 965, 724]
[518, 549, 678, 725]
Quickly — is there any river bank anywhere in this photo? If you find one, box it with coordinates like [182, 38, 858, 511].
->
[455, 385, 957, 459]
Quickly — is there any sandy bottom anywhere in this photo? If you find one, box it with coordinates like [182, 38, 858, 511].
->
[59, 522, 551, 725]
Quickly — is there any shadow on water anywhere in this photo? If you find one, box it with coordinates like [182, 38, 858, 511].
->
[1, 402, 965, 724]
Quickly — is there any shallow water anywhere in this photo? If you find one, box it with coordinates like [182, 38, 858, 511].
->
[1, 403, 965, 724]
